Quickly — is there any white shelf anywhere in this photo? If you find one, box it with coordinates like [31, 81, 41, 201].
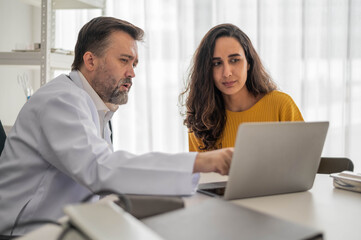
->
[0, 52, 73, 70]
[0, 52, 41, 66]
[53, 0, 104, 9]
[21, 0, 104, 9]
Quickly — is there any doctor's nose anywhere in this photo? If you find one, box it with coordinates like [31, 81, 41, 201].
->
[126, 66, 136, 79]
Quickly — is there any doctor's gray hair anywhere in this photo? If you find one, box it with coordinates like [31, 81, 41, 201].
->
[71, 16, 144, 71]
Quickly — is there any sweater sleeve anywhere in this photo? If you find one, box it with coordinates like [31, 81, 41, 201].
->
[278, 93, 304, 121]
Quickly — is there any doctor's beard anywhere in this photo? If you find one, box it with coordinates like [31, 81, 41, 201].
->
[108, 78, 132, 105]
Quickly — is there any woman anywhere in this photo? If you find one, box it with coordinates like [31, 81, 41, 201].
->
[180, 23, 303, 152]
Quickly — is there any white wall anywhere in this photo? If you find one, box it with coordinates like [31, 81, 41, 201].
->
[0, 0, 40, 126]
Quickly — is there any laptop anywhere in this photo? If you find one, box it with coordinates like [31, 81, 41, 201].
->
[197, 121, 329, 200]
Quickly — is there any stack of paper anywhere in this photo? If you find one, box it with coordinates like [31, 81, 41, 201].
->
[331, 171, 361, 193]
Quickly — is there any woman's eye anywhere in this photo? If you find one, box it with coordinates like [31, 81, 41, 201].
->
[212, 61, 221, 67]
[230, 58, 240, 63]
[120, 58, 128, 63]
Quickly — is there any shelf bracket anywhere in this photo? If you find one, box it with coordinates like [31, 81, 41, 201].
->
[40, 0, 53, 86]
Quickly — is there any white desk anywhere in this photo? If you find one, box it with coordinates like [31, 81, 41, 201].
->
[16, 173, 361, 240]
[186, 173, 361, 240]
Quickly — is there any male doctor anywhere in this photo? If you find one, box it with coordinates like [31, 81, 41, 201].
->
[0, 17, 233, 235]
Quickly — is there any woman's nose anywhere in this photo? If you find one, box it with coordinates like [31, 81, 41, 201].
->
[223, 63, 232, 78]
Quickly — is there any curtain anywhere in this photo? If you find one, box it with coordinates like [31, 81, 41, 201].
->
[56, 0, 361, 171]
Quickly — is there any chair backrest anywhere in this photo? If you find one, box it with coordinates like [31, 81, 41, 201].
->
[0, 120, 6, 156]
[317, 157, 354, 174]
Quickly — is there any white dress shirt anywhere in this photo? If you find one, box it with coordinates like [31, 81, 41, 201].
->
[78, 71, 114, 146]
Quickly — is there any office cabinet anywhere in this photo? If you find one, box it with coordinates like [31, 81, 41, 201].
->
[0, 0, 105, 86]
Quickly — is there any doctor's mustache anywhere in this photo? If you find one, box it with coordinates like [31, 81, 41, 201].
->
[117, 78, 132, 90]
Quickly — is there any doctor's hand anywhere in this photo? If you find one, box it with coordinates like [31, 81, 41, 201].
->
[193, 147, 234, 175]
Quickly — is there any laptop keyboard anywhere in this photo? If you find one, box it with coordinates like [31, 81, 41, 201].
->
[199, 181, 227, 189]
[197, 181, 227, 197]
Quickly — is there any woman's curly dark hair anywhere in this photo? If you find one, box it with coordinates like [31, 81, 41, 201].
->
[180, 23, 277, 151]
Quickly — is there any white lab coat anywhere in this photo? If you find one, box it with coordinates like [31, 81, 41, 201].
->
[0, 71, 198, 235]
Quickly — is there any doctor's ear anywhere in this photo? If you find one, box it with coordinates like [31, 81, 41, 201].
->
[83, 52, 97, 71]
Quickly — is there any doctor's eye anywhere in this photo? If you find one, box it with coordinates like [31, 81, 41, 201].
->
[120, 58, 128, 64]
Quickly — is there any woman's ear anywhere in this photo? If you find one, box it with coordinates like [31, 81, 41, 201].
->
[247, 63, 250, 71]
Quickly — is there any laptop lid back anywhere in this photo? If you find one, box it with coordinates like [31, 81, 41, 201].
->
[224, 121, 329, 200]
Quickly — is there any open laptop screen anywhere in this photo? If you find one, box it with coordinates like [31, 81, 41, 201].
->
[197, 121, 329, 200]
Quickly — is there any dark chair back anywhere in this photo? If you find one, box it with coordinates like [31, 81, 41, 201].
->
[0, 235, 19, 240]
[317, 157, 354, 174]
[0, 120, 6, 156]
[0, 122, 16, 240]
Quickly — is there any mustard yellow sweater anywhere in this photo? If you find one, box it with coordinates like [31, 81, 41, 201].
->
[188, 91, 304, 152]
